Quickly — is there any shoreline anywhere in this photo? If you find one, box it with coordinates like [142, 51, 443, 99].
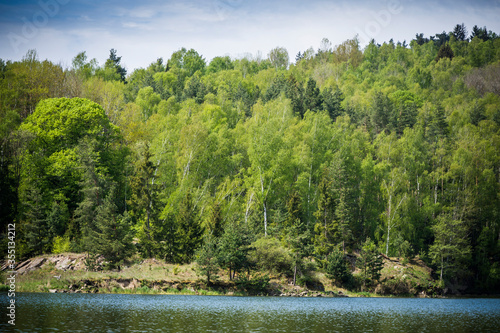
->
[2, 253, 493, 298]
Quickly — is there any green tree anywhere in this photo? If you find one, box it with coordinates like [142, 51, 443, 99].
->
[429, 214, 472, 284]
[370, 92, 391, 133]
[358, 237, 383, 287]
[207, 202, 224, 238]
[207, 56, 234, 73]
[168, 48, 206, 76]
[176, 190, 203, 263]
[196, 233, 220, 284]
[284, 191, 311, 285]
[218, 222, 251, 280]
[129, 143, 161, 257]
[74, 137, 109, 252]
[453, 23, 468, 41]
[313, 170, 336, 262]
[435, 43, 454, 61]
[136, 87, 161, 120]
[248, 237, 292, 275]
[155, 212, 179, 263]
[304, 78, 322, 112]
[102, 48, 127, 82]
[326, 247, 352, 286]
[268, 47, 289, 70]
[87, 186, 134, 270]
[322, 86, 344, 121]
[284, 75, 304, 117]
[20, 184, 48, 256]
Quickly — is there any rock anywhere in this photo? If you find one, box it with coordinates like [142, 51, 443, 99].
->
[49, 289, 58, 293]
[56, 257, 74, 271]
[17, 258, 46, 274]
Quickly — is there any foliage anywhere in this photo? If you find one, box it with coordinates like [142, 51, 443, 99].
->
[2, 24, 500, 293]
[195, 233, 219, 284]
[326, 247, 352, 286]
[358, 238, 384, 287]
[248, 237, 292, 275]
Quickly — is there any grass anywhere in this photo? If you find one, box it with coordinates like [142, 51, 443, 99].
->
[9, 253, 440, 297]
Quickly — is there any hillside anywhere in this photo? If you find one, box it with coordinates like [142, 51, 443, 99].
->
[1, 24, 500, 294]
[1, 252, 443, 297]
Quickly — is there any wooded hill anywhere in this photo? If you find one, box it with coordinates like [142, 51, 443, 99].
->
[1, 24, 499, 293]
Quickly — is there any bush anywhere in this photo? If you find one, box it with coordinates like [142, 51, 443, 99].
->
[326, 248, 352, 286]
[235, 274, 270, 294]
[52, 236, 71, 254]
[248, 237, 292, 275]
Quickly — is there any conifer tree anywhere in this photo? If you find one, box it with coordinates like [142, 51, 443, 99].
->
[207, 202, 224, 238]
[129, 143, 160, 258]
[217, 222, 251, 280]
[358, 237, 384, 287]
[176, 190, 203, 263]
[326, 246, 352, 286]
[88, 185, 134, 270]
[314, 170, 336, 262]
[285, 191, 311, 285]
[21, 184, 48, 256]
[304, 78, 322, 112]
[322, 86, 344, 121]
[435, 43, 454, 61]
[156, 212, 180, 263]
[196, 233, 220, 285]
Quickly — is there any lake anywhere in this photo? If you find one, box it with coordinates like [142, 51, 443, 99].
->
[1, 293, 500, 332]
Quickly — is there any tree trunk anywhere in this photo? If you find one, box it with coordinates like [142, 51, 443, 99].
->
[293, 264, 297, 286]
[263, 202, 268, 236]
[440, 255, 444, 282]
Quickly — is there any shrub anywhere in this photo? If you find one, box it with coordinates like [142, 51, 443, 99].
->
[235, 274, 270, 293]
[248, 237, 292, 275]
[326, 248, 352, 286]
[52, 236, 71, 254]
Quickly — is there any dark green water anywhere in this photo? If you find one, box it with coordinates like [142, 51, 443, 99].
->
[1, 293, 500, 332]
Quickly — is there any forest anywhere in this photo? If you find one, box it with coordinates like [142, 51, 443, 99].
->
[1, 23, 499, 293]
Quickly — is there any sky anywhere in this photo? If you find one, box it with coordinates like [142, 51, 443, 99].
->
[1, 0, 500, 72]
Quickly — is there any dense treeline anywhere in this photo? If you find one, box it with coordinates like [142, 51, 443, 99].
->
[1, 24, 500, 292]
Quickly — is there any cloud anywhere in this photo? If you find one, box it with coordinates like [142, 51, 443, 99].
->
[1, 0, 500, 71]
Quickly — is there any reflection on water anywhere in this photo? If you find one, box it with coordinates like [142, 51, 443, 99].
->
[1, 293, 500, 332]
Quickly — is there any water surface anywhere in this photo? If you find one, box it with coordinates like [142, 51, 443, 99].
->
[1, 293, 500, 332]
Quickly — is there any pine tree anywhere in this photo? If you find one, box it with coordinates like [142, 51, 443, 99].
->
[217, 222, 251, 280]
[89, 186, 134, 270]
[176, 190, 203, 263]
[104, 48, 127, 82]
[322, 86, 344, 121]
[435, 43, 454, 61]
[371, 92, 391, 133]
[428, 104, 448, 140]
[285, 191, 311, 285]
[470, 101, 486, 126]
[196, 233, 220, 285]
[129, 143, 160, 258]
[21, 184, 48, 256]
[304, 78, 322, 112]
[429, 215, 471, 284]
[284, 75, 304, 117]
[74, 138, 107, 252]
[326, 247, 352, 285]
[358, 237, 383, 287]
[207, 202, 224, 238]
[156, 212, 179, 263]
[313, 170, 336, 262]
